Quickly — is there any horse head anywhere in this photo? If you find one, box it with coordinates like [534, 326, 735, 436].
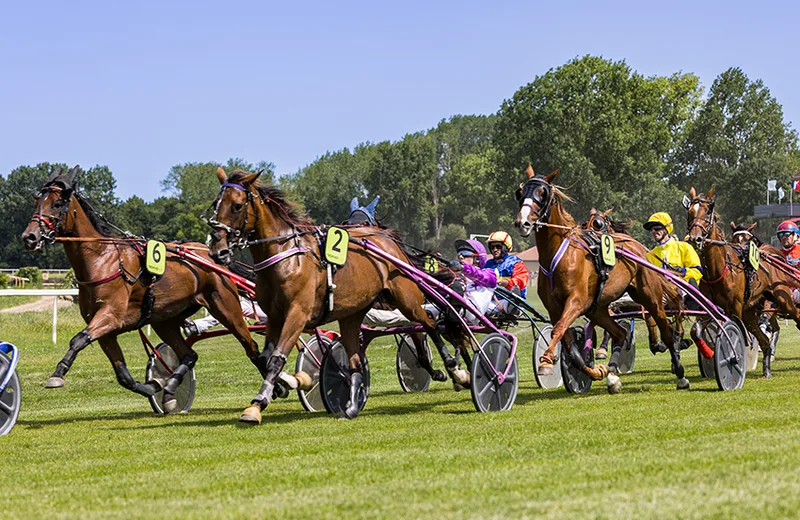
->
[514, 165, 560, 237]
[730, 221, 758, 246]
[206, 166, 262, 266]
[22, 165, 82, 251]
[684, 186, 717, 248]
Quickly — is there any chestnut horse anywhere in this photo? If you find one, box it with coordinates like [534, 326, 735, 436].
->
[686, 188, 800, 378]
[21, 166, 263, 412]
[514, 166, 687, 392]
[206, 167, 469, 422]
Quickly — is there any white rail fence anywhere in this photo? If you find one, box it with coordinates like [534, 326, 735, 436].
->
[0, 289, 78, 344]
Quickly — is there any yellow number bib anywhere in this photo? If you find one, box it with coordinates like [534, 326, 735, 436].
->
[601, 235, 616, 266]
[145, 240, 166, 275]
[748, 242, 760, 271]
[424, 256, 438, 274]
[325, 227, 349, 266]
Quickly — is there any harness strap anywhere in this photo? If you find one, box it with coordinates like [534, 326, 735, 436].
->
[253, 247, 309, 271]
[539, 237, 572, 294]
[703, 263, 728, 285]
[75, 270, 123, 287]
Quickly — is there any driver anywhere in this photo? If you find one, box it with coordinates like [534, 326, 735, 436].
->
[643, 212, 713, 359]
[777, 220, 800, 303]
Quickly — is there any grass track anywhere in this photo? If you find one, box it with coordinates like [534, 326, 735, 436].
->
[3, 305, 800, 519]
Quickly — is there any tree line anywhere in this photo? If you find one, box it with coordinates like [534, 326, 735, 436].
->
[2, 56, 798, 268]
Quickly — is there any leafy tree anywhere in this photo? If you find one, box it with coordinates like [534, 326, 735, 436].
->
[495, 55, 702, 235]
[671, 67, 799, 223]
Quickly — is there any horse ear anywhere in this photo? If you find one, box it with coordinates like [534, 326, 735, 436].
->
[241, 170, 262, 186]
[708, 186, 716, 202]
[216, 167, 228, 184]
[603, 208, 613, 217]
[590, 207, 598, 215]
[350, 197, 359, 213]
[689, 187, 697, 199]
[64, 165, 81, 188]
[749, 222, 758, 231]
[730, 221, 736, 231]
[48, 167, 62, 181]
[544, 168, 561, 183]
[524, 164, 535, 179]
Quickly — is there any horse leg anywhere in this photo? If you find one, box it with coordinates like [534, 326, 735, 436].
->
[587, 308, 628, 393]
[630, 287, 685, 385]
[742, 309, 772, 379]
[240, 306, 308, 424]
[767, 314, 779, 362]
[96, 336, 161, 398]
[339, 311, 370, 420]
[45, 308, 123, 388]
[204, 291, 263, 377]
[543, 296, 605, 380]
[149, 319, 200, 412]
[409, 332, 446, 382]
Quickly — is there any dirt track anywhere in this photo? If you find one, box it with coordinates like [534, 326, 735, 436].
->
[0, 296, 74, 314]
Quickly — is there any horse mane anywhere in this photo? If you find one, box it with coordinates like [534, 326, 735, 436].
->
[228, 170, 313, 227]
[396, 242, 457, 285]
[74, 192, 115, 237]
[550, 187, 577, 228]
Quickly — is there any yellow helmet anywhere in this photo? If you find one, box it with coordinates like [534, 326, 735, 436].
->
[643, 212, 673, 235]
[487, 231, 513, 251]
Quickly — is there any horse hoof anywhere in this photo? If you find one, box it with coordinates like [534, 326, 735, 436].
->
[537, 363, 554, 376]
[163, 399, 178, 414]
[45, 376, 65, 389]
[761, 372, 773, 380]
[596, 348, 608, 360]
[452, 382, 463, 392]
[649, 342, 667, 355]
[432, 370, 447, 382]
[294, 371, 313, 391]
[239, 405, 262, 424]
[452, 368, 470, 386]
[278, 371, 299, 390]
[677, 377, 690, 390]
[606, 373, 621, 394]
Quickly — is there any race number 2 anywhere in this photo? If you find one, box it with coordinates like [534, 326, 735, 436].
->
[748, 242, 760, 270]
[325, 227, 349, 266]
[146, 240, 166, 275]
[601, 235, 616, 266]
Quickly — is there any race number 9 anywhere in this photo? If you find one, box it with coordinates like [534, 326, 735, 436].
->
[146, 240, 166, 275]
[748, 242, 760, 271]
[601, 235, 616, 266]
[325, 227, 349, 266]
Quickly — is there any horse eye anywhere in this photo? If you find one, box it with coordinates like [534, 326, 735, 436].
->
[53, 199, 65, 209]
[232, 202, 243, 213]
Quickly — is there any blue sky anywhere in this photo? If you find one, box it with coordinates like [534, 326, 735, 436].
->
[2, 1, 797, 201]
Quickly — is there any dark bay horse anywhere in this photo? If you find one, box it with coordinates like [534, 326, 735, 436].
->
[686, 188, 800, 378]
[21, 166, 263, 412]
[514, 166, 687, 392]
[207, 167, 469, 422]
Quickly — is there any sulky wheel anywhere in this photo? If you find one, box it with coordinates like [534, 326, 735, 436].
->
[0, 349, 21, 436]
[698, 321, 718, 378]
[295, 334, 333, 412]
[146, 343, 195, 414]
[395, 334, 432, 393]
[470, 333, 518, 412]
[533, 324, 563, 389]
[618, 318, 636, 375]
[561, 326, 595, 394]
[714, 320, 747, 391]
[319, 342, 370, 417]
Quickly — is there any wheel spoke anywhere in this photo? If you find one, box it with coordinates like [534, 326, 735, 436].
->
[0, 399, 13, 415]
[478, 380, 495, 398]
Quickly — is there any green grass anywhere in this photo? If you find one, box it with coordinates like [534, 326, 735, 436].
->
[4, 305, 800, 519]
[0, 295, 40, 310]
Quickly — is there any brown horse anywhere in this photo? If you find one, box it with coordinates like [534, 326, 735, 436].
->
[686, 188, 800, 378]
[206, 167, 470, 422]
[21, 166, 264, 412]
[514, 166, 687, 392]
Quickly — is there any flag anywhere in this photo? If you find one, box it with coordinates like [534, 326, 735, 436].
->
[768, 179, 777, 191]
[793, 180, 800, 192]
[778, 186, 785, 202]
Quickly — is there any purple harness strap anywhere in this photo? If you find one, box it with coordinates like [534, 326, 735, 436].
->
[539, 237, 572, 291]
[253, 247, 308, 271]
[220, 182, 247, 192]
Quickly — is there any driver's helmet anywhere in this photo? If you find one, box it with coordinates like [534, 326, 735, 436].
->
[487, 231, 513, 256]
[454, 239, 488, 268]
[776, 220, 800, 238]
[643, 212, 674, 235]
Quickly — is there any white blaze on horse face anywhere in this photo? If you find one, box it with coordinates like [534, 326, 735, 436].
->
[691, 203, 700, 214]
[519, 198, 534, 222]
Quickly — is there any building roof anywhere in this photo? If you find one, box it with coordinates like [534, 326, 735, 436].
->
[517, 246, 539, 261]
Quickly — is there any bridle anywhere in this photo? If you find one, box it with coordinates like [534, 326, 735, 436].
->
[586, 213, 609, 233]
[203, 182, 259, 251]
[685, 195, 717, 245]
[29, 184, 72, 250]
[516, 176, 554, 227]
